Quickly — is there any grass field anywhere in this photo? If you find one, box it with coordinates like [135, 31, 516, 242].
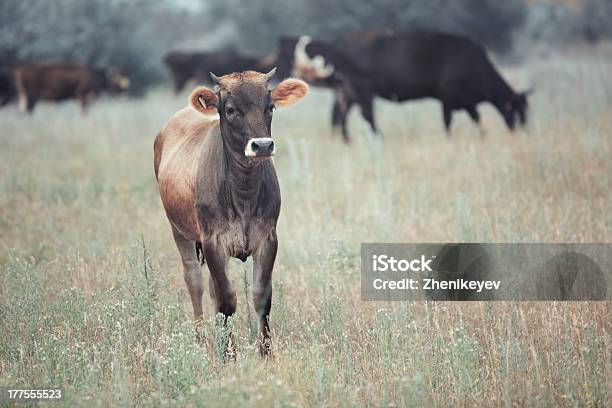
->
[0, 52, 610, 407]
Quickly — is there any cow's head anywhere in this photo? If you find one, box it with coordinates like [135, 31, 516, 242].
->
[107, 67, 130, 94]
[189, 69, 308, 161]
[503, 89, 532, 130]
[291, 36, 335, 84]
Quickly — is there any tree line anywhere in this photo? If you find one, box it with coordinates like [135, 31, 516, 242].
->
[1, 0, 610, 94]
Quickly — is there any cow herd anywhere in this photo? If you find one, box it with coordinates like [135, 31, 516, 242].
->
[1, 29, 530, 141]
[154, 30, 533, 358]
[2, 30, 533, 358]
[164, 30, 532, 141]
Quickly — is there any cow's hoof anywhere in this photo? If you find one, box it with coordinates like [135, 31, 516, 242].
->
[194, 319, 205, 343]
[259, 338, 273, 359]
[224, 333, 237, 363]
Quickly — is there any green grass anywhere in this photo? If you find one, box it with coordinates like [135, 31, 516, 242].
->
[0, 53, 611, 407]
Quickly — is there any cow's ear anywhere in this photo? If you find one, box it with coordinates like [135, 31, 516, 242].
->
[271, 79, 308, 108]
[189, 86, 218, 115]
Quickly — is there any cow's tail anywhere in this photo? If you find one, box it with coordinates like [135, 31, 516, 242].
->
[195, 241, 205, 265]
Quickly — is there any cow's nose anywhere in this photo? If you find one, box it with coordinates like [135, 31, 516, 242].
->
[245, 137, 275, 158]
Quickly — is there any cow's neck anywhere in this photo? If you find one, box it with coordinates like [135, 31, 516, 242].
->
[223, 141, 267, 217]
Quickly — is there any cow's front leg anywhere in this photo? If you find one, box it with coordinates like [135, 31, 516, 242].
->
[203, 241, 237, 358]
[252, 232, 277, 357]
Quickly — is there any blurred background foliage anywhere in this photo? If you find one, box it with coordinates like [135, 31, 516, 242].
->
[1, 0, 611, 94]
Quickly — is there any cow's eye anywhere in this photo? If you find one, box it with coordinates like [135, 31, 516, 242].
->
[226, 106, 236, 115]
[268, 104, 275, 113]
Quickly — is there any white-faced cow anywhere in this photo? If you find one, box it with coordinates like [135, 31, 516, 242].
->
[154, 69, 308, 356]
[278, 30, 531, 142]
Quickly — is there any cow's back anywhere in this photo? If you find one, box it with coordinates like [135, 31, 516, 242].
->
[15, 64, 91, 100]
[337, 30, 490, 100]
[155, 106, 219, 241]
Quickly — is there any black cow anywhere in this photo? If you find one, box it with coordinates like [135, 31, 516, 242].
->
[280, 30, 531, 142]
[164, 50, 275, 93]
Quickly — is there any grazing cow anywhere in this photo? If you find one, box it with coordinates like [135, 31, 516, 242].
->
[164, 50, 274, 93]
[13, 63, 129, 113]
[279, 31, 531, 142]
[154, 69, 308, 356]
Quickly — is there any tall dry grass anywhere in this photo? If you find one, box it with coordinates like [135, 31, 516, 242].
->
[0, 53, 610, 407]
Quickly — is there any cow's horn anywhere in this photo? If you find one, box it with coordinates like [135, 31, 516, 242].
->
[210, 72, 221, 84]
[264, 67, 277, 82]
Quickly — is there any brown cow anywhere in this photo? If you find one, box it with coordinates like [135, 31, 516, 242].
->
[13, 62, 129, 113]
[154, 69, 308, 357]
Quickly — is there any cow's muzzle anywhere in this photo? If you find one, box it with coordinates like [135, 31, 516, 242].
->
[245, 137, 275, 159]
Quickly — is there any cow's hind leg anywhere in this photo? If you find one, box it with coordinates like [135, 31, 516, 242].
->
[252, 232, 277, 357]
[18, 92, 35, 113]
[358, 95, 381, 139]
[339, 98, 354, 143]
[17, 91, 28, 113]
[442, 103, 453, 137]
[466, 106, 486, 138]
[332, 89, 354, 143]
[172, 228, 204, 328]
[15, 71, 34, 114]
[203, 241, 237, 359]
[26, 98, 36, 113]
[331, 95, 342, 132]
